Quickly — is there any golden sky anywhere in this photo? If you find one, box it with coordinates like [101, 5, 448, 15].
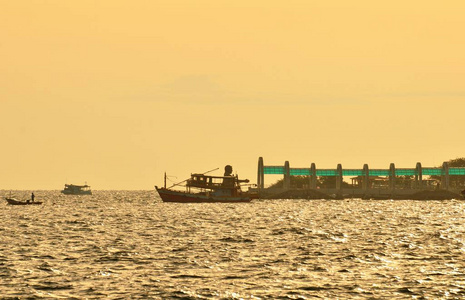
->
[1, 1, 464, 189]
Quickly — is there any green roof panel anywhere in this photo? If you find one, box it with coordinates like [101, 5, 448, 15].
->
[290, 168, 310, 176]
[369, 169, 390, 176]
[395, 169, 416, 176]
[263, 166, 285, 175]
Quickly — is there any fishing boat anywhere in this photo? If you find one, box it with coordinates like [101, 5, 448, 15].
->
[155, 165, 257, 203]
[61, 183, 92, 195]
[5, 198, 42, 205]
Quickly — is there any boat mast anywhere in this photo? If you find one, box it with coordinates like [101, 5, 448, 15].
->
[202, 168, 219, 175]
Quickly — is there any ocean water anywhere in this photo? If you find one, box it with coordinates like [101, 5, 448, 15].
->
[1, 190, 465, 299]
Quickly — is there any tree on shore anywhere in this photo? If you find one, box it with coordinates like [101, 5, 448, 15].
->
[267, 175, 351, 189]
[430, 157, 465, 187]
[317, 176, 351, 188]
[395, 175, 415, 188]
[267, 176, 308, 189]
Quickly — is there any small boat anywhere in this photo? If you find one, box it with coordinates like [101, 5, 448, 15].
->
[61, 183, 92, 195]
[5, 198, 42, 205]
[155, 165, 258, 203]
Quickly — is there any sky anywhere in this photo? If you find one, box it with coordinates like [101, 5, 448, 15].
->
[1, 0, 464, 190]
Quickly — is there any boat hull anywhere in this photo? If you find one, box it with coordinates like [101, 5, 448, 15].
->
[5, 198, 42, 205]
[155, 187, 252, 203]
[61, 190, 92, 195]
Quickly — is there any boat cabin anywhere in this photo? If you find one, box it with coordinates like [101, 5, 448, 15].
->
[62, 184, 92, 195]
[187, 174, 242, 189]
[186, 174, 250, 196]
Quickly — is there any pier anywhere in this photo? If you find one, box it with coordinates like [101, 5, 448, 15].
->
[257, 157, 465, 199]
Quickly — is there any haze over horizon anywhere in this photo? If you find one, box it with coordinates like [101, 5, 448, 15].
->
[1, 1, 464, 190]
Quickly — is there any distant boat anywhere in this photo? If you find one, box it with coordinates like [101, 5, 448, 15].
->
[5, 197, 42, 205]
[155, 165, 258, 203]
[61, 184, 92, 195]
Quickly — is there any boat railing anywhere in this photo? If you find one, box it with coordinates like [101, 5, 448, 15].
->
[187, 180, 236, 189]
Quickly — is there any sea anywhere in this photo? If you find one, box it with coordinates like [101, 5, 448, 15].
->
[1, 190, 465, 299]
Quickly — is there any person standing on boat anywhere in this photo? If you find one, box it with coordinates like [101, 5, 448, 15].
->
[224, 165, 233, 177]
[31, 192, 35, 202]
[222, 165, 235, 188]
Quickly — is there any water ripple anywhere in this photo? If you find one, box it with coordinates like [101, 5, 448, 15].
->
[1, 192, 465, 298]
